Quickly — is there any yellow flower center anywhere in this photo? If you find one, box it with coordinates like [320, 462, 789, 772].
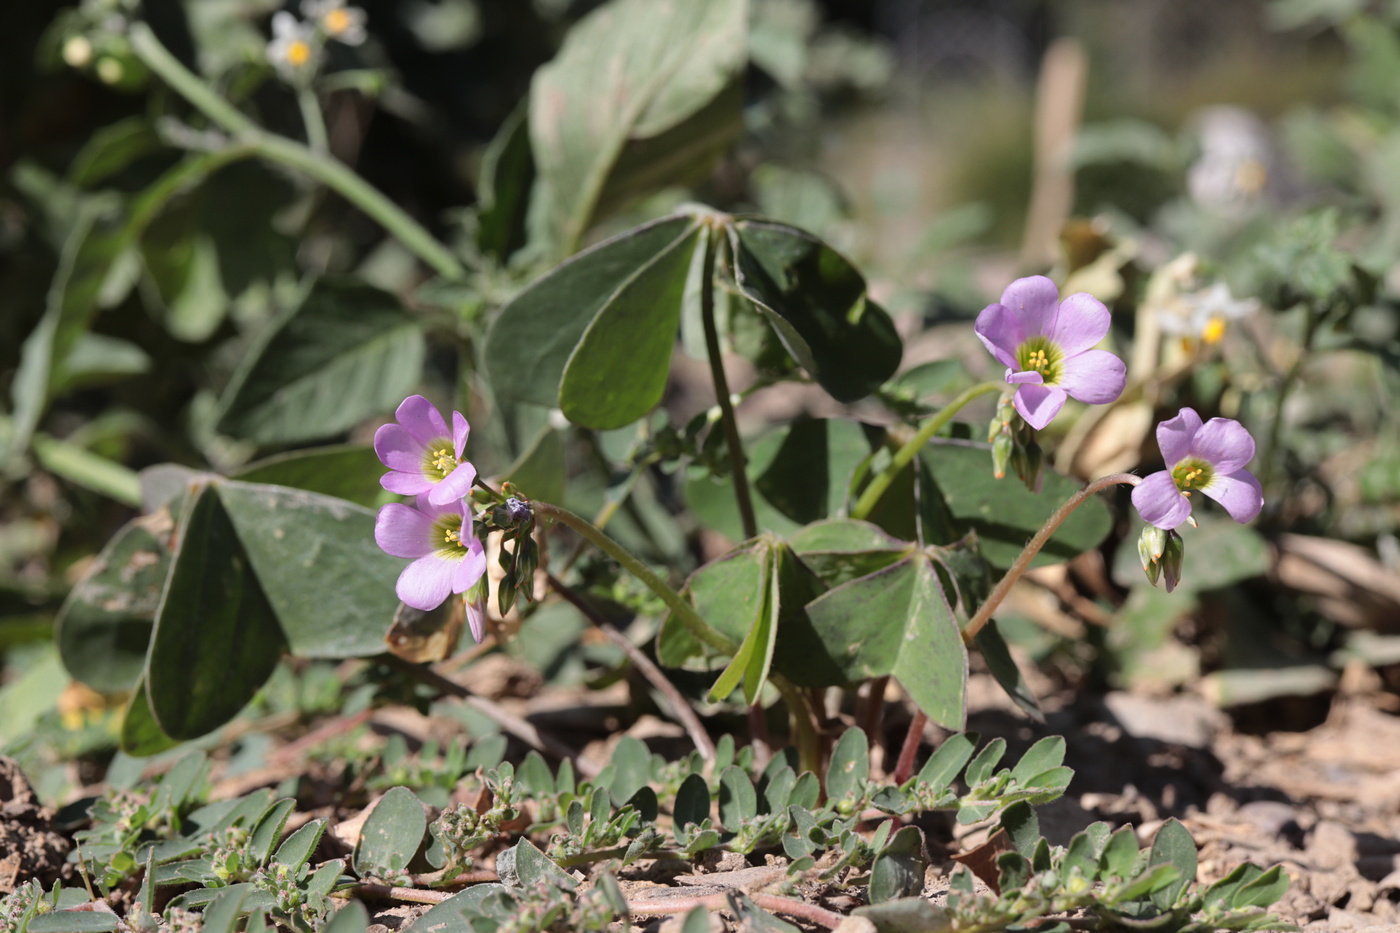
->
[1015, 336, 1063, 384]
[1171, 457, 1214, 498]
[325, 8, 352, 34]
[1201, 314, 1227, 345]
[286, 40, 312, 66]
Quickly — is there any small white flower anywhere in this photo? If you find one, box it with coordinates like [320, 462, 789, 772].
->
[301, 0, 367, 46]
[267, 11, 321, 79]
[1159, 282, 1257, 346]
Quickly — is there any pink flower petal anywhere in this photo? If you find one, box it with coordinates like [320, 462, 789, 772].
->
[1191, 418, 1255, 473]
[395, 395, 449, 445]
[1048, 292, 1112, 356]
[1203, 469, 1264, 524]
[427, 462, 477, 506]
[974, 303, 1023, 368]
[999, 276, 1061, 336]
[1156, 408, 1202, 466]
[1131, 471, 1192, 530]
[1013, 383, 1067, 430]
[1059, 349, 1125, 405]
[452, 412, 470, 459]
[381, 471, 433, 496]
[375, 503, 435, 558]
[375, 423, 425, 473]
[465, 595, 487, 644]
[452, 537, 487, 593]
[1007, 370, 1044, 385]
[397, 555, 455, 610]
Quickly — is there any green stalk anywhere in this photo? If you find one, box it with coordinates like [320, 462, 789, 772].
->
[128, 23, 465, 281]
[297, 86, 330, 157]
[850, 381, 1006, 520]
[961, 472, 1141, 642]
[700, 226, 758, 539]
[531, 502, 736, 656]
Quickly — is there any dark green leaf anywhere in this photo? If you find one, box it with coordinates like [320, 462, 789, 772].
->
[230, 445, 386, 508]
[674, 773, 710, 843]
[974, 622, 1044, 723]
[1148, 818, 1197, 909]
[826, 727, 870, 802]
[923, 443, 1112, 569]
[1232, 865, 1289, 909]
[324, 901, 369, 933]
[1100, 826, 1140, 879]
[528, 0, 744, 253]
[496, 838, 576, 890]
[56, 507, 175, 693]
[408, 884, 509, 933]
[731, 220, 901, 402]
[1000, 802, 1039, 857]
[718, 766, 758, 829]
[216, 280, 425, 445]
[869, 825, 927, 904]
[476, 103, 534, 262]
[557, 224, 702, 429]
[215, 481, 400, 658]
[145, 482, 286, 741]
[201, 886, 250, 933]
[355, 787, 428, 877]
[248, 798, 296, 868]
[273, 819, 326, 871]
[487, 215, 699, 407]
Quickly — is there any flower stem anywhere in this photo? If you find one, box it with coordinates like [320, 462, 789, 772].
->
[531, 502, 737, 656]
[544, 571, 716, 763]
[701, 225, 758, 539]
[850, 381, 1006, 521]
[128, 23, 465, 280]
[297, 86, 330, 157]
[894, 472, 1141, 781]
[963, 471, 1142, 642]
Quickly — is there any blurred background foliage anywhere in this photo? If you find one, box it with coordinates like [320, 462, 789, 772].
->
[3, 0, 1400, 797]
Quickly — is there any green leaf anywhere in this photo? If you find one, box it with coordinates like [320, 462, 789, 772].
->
[1100, 826, 1140, 880]
[496, 838, 577, 890]
[787, 519, 900, 553]
[144, 482, 286, 741]
[201, 886, 250, 933]
[355, 787, 428, 877]
[230, 445, 387, 508]
[68, 117, 162, 187]
[476, 103, 534, 263]
[754, 420, 878, 526]
[498, 220, 706, 411]
[923, 443, 1112, 569]
[708, 545, 778, 705]
[1000, 802, 1040, 857]
[557, 223, 703, 429]
[916, 732, 979, 790]
[248, 798, 296, 867]
[869, 825, 927, 904]
[668, 541, 766, 671]
[119, 677, 181, 756]
[1232, 865, 1289, 909]
[30, 433, 142, 505]
[963, 738, 1006, 786]
[605, 735, 652, 805]
[793, 555, 968, 729]
[7, 196, 127, 460]
[502, 426, 567, 505]
[527, 0, 745, 253]
[853, 897, 953, 933]
[216, 280, 425, 445]
[679, 907, 712, 933]
[57, 507, 176, 693]
[27, 913, 121, 932]
[408, 884, 509, 933]
[1010, 737, 1066, 784]
[730, 221, 901, 403]
[1148, 818, 1197, 909]
[973, 621, 1044, 723]
[826, 727, 870, 802]
[674, 773, 711, 844]
[718, 766, 758, 828]
[273, 819, 327, 871]
[215, 481, 401, 658]
[324, 901, 369, 933]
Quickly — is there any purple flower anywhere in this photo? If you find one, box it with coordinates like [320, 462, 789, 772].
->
[1131, 407, 1264, 531]
[375, 495, 488, 616]
[375, 396, 477, 506]
[975, 276, 1127, 430]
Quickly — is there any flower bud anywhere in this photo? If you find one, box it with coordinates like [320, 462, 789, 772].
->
[1138, 524, 1167, 573]
[1162, 530, 1185, 593]
[991, 432, 1013, 480]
